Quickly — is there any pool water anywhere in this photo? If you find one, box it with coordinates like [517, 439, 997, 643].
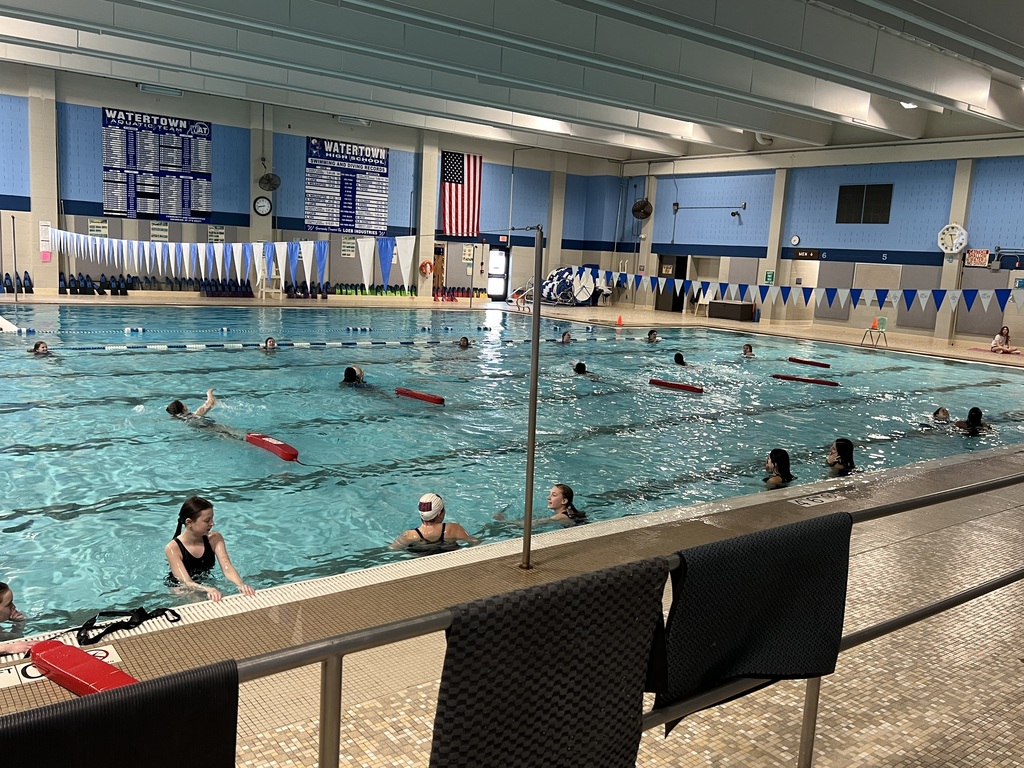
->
[3, 304, 1022, 633]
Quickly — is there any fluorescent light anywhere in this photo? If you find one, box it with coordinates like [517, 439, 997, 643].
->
[334, 115, 371, 126]
[899, 101, 918, 109]
[137, 83, 183, 97]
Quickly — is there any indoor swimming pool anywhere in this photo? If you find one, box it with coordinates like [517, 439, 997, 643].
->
[3, 304, 1022, 633]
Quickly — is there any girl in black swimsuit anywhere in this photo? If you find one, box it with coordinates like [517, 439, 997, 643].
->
[164, 496, 256, 602]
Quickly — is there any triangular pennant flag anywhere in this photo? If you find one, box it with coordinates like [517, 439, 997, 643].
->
[240, 243, 253, 284]
[719, 282, 730, 300]
[204, 244, 215, 280]
[274, 242, 289, 283]
[213, 243, 225, 280]
[395, 235, 415, 288]
[700, 281, 711, 300]
[227, 243, 241, 283]
[161, 243, 171, 277]
[994, 289, 1011, 312]
[825, 287, 837, 307]
[125, 240, 135, 272]
[916, 290, 930, 311]
[1013, 290, 1024, 313]
[287, 241, 301, 284]
[932, 289, 946, 311]
[874, 289, 889, 308]
[610, 271, 620, 289]
[947, 290, 961, 309]
[299, 241, 315, 287]
[683, 279, 692, 298]
[814, 288, 827, 307]
[263, 242, 275, 283]
[961, 289, 978, 312]
[726, 283, 738, 300]
[650, 276, 660, 293]
[737, 284, 749, 301]
[802, 286, 814, 306]
[977, 290, 993, 312]
[758, 284, 770, 304]
[376, 237, 396, 288]
[849, 288, 862, 308]
[779, 286, 791, 305]
[673, 277, 684, 296]
[837, 288, 849, 308]
[902, 289, 917, 311]
[187, 243, 199, 280]
[633, 274, 643, 290]
[356, 237, 375, 289]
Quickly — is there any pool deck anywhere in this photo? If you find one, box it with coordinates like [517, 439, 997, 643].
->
[2, 294, 1023, 766]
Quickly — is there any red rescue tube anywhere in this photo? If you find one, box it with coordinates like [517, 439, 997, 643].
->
[30, 640, 139, 695]
[788, 356, 831, 368]
[395, 387, 446, 405]
[772, 374, 839, 386]
[649, 378, 704, 394]
[245, 432, 300, 461]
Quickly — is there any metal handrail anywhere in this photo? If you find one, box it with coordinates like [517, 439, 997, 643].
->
[233, 470, 1024, 767]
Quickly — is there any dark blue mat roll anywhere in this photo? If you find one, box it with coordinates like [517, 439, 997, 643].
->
[650, 512, 853, 734]
[0, 659, 238, 766]
[430, 558, 670, 768]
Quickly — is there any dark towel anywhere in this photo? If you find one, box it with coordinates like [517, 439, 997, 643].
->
[650, 512, 852, 734]
[429, 558, 670, 768]
[0, 660, 238, 767]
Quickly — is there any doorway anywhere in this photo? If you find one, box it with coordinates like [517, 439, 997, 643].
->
[486, 246, 510, 300]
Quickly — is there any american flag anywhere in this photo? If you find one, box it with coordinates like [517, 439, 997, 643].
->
[441, 151, 482, 237]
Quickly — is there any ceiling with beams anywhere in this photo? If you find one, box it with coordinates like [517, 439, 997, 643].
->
[1, 0, 1023, 161]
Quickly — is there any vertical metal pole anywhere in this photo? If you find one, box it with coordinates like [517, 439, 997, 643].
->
[318, 654, 344, 768]
[11, 216, 18, 304]
[520, 225, 544, 569]
[796, 677, 822, 768]
[469, 244, 475, 309]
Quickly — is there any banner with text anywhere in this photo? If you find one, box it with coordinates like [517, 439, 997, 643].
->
[304, 137, 389, 235]
[101, 107, 212, 223]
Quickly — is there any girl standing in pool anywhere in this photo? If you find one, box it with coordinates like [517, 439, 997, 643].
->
[763, 449, 795, 488]
[165, 496, 255, 602]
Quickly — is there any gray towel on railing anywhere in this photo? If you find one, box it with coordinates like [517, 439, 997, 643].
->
[650, 512, 852, 734]
[0, 659, 238, 767]
[429, 558, 670, 768]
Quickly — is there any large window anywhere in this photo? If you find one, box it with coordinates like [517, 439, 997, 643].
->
[836, 183, 892, 224]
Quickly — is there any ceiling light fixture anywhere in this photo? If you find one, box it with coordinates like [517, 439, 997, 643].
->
[334, 115, 372, 126]
[136, 83, 183, 97]
[899, 101, 918, 109]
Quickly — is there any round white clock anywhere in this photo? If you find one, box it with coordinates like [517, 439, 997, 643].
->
[790, 235, 800, 246]
[937, 223, 967, 254]
[253, 196, 273, 216]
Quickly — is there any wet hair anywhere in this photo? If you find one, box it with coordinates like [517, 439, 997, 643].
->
[343, 366, 362, 383]
[264, 337, 276, 347]
[965, 407, 985, 436]
[166, 400, 187, 416]
[833, 438, 855, 470]
[933, 407, 949, 421]
[561, 331, 572, 342]
[673, 352, 686, 366]
[31, 341, 48, 354]
[647, 329, 658, 340]
[553, 483, 581, 518]
[742, 344, 753, 354]
[0, 582, 9, 600]
[458, 336, 470, 347]
[573, 362, 587, 374]
[175, 495, 212, 537]
[768, 448, 794, 482]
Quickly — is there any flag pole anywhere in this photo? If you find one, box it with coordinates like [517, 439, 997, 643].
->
[519, 224, 544, 569]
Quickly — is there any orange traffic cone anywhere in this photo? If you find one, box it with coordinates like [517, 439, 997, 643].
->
[871, 317, 879, 330]
[616, 315, 624, 326]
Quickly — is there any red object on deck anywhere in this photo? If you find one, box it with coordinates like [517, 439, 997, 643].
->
[245, 433, 300, 461]
[772, 374, 839, 386]
[30, 640, 138, 696]
[787, 356, 831, 368]
[649, 378, 704, 394]
[395, 387, 445, 405]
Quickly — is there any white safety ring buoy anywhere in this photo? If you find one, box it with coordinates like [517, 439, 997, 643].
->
[420, 261, 434, 276]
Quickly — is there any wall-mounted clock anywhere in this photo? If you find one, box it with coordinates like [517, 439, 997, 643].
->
[253, 196, 273, 216]
[937, 223, 967, 254]
[790, 235, 801, 246]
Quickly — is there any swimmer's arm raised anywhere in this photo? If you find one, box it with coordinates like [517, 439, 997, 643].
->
[193, 388, 216, 418]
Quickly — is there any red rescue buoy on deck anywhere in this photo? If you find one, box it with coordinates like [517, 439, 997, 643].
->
[772, 374, 839, 386]
[30, 640, 139, 695]
[245, 433, 300, 461]
[788, 356, 831, 368]
[649, 378, 704, 394]
[395, 387, 445, 405]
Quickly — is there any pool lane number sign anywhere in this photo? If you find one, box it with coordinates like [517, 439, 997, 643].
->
[0, 645, 123, 689]
[305, 137, 389, 236]
[790, 492, 846, 507]
[102, 108, 213, 223]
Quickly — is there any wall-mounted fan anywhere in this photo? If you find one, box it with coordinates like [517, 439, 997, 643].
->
[631, 199, 653, 220]
[258, 173, 281, 192]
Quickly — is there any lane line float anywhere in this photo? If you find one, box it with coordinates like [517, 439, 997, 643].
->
[245, 432, 300, 461]
[395, 387, 445, 405]
[772, 374, 839, 386]
[788, 356, 831, 368]
[649, 378, 704, 394]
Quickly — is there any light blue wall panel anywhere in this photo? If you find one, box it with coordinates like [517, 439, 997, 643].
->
[211, 124, 250, 215]
[473, 162, 550, 234]
[477, 161, 509, 232]
[272, 132, 307, 218]
[653, 171, 773, 245]
[0, 95, 29, 197]
[57, 102, 102, 201]
[511, 166, 550, 231]
[966, 157, 1024, 251]
[563, 174, 587, 239]
[584, 175, 623, 242]
[387, 148, 419, 232]
[783, 161, 955, 250]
